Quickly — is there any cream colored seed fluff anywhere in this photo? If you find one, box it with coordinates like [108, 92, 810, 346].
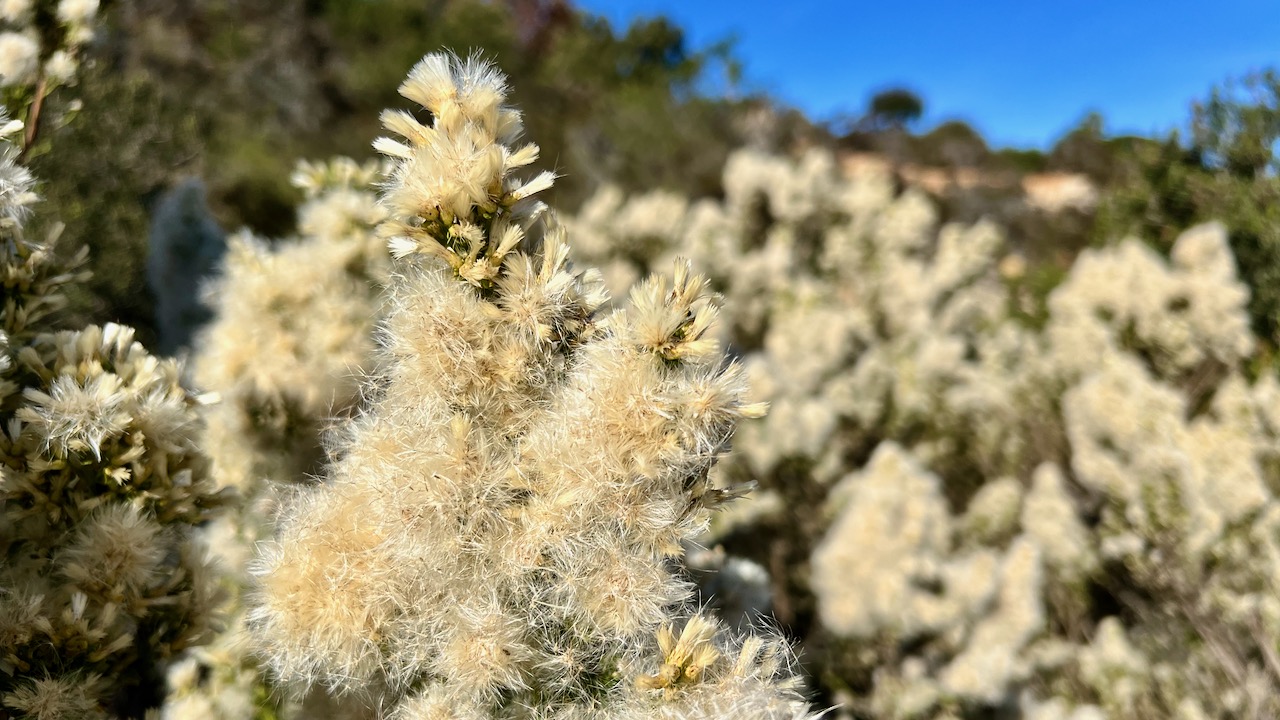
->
[160, 157, 391, 720]
[566, 134, 1280, 716]
[246, 53, 818, 720]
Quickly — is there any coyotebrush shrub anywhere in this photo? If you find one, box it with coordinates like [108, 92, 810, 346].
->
[19, 5, 1273, 715]
[570, 147, 1280, 719]
[241, 53, 819, 719]
[194, 156, 389, 500]
[0, 115, 228, 718]
[160, 156, 391, 720]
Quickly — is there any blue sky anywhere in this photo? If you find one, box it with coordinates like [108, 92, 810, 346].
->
[574, 1, 1280, 149]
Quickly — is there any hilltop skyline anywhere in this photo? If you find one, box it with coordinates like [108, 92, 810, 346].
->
[577, 0, 1280, 149]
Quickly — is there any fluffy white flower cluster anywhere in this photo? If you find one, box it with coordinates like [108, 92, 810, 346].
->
[569, 144, 1280, 718]
[195, 157, 389, 498]
[235, 53, 818, 720]
[159, 157, 392, 720]
[0, 0, 97, 88]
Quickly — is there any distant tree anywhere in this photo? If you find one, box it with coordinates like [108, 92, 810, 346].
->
[1192, 69, 1280, 178]
[834, 88, 924, 163]
[1048, 112, 1124, 183]
[31, 67, 203, 348]
[613, 16, 691, 80]
[914, 119, 988, 168]
[867, 87, 924, 130]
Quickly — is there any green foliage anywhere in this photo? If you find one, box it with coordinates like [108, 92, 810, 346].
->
[1046, 112, 1125, 183]
[1095, 70, 1280, 345]
[125, 0, 754, 214]
[30, 65, 202, 349]
[991, 146, 1048, 174]
[1192, 69, 1280, 177]
[912, 119, 988, 168]
[317, 1, 744, 205]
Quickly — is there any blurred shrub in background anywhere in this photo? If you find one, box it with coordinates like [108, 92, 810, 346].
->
[1094, 71, 1280, 354]
[37, 0, 805, 347]
[568, 145, 1280, 719]
[11, 1, 1280, 717]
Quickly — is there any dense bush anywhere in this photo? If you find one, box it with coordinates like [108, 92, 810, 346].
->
[159, 53, 820, 720]
[160, 158, 389, 719]
[0, 7, 230, 710]
[568, 146, 1280, 719]
[8, 3, 1280, 719]
[1095, 71, 1280, 347]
